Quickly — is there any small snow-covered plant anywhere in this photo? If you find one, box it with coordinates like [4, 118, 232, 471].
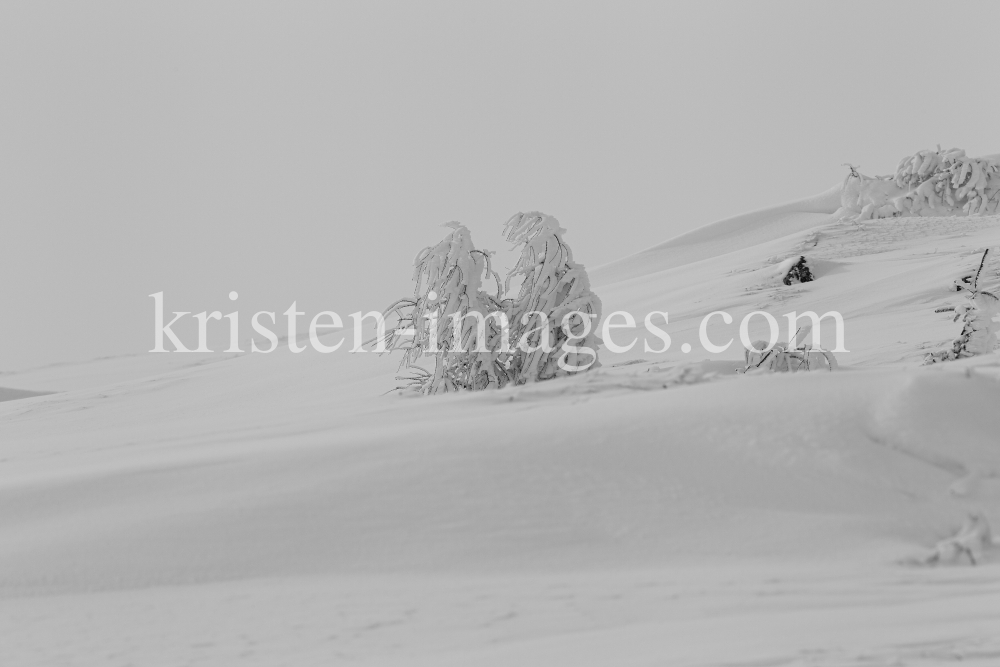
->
[919, 511, 996, 566]
[925, 249, 999, 364]
[779, 256, 813, 286]
[378, 223, 511, 394]
[743, 340, 838, 373]
[503, 212, 603, 383]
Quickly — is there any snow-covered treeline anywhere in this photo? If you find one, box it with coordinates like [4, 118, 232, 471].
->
[840, 147, 1000, 220]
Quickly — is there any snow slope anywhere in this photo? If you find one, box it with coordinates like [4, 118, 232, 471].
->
[0, 388, 51, 403]
[2, 195, 1000, 666]
[592, 183, 843, 286]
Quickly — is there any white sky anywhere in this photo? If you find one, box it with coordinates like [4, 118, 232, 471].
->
[2, 1, 999, 371]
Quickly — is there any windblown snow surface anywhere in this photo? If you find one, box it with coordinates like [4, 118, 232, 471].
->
[3, 191, 1000, 666]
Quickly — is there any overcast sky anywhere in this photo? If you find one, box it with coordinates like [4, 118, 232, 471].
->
[2, 1, 999, 371]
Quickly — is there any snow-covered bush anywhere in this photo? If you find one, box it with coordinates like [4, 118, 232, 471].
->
[743, 341, 838, 373]
[503, 212, 603, 382]
[894, 148, 1000, 216]
[919, 511, 996, 566]
[840, 148, 1000, 220]
[377, 213, 602, 394]
[378, 223, 511, 394]
[778, 256, 813, 285]
[840, 165, 903, 220]
[925, 249, 999, 364]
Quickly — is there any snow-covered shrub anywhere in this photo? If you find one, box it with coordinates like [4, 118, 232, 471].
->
[840, 165, 903, 220]
[894, 147, 1000, 216]
[743, 341, 838, 373]
[924, 292, 999, 364]
[925, 249, 999, 364]
[840, 148, 1000, 220]
[951, 272, 976, 292]
[777, 256, 813, 285]
[503, 212, 603, 382]
[919, 511, 996, 566]
[377, 213, 603, 394]
[378, 223, 511, 394]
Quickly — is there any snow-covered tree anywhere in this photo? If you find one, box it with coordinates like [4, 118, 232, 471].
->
[894, 147, 1000, 217]
[503, 212, 603, 383]
[925, 249, 999, 364]
[378, 223, 511, 394]
[377, 212, 603, 394]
